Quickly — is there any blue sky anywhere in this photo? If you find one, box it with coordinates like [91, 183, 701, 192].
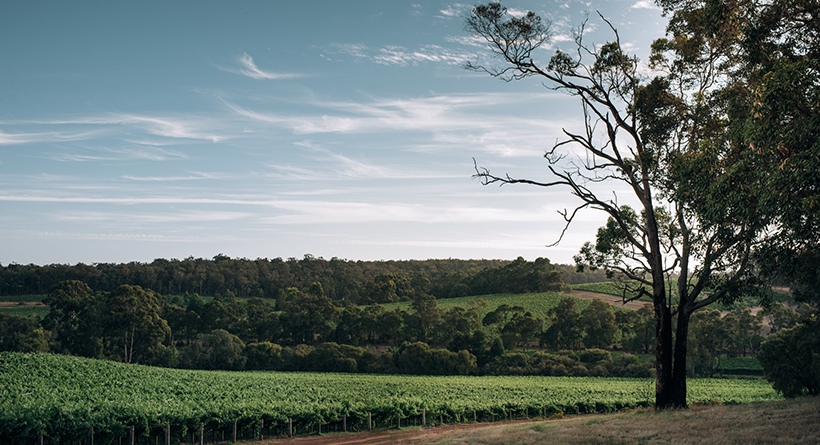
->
[0, 1, 667, 266]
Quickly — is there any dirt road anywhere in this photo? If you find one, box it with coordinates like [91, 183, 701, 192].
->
[250, 420, 538, 445]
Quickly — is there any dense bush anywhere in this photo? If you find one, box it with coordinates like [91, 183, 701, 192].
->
[758, 314, 820, 397]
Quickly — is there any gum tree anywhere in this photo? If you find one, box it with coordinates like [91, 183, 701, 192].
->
[465, 2, 764, 408]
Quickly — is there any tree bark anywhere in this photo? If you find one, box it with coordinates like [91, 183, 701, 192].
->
[672, 308, 692, 408]
[654, 297, 674, 409]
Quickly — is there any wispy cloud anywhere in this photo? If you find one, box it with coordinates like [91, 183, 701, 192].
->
[0, 196, 271, 205]
[47, 146, 188, 162]
[223, 92, 568, 159]
[438, 3, 471, 18]
[11, 230, 251, 243]
[219, 53, 304, 80]
[19, 114, 226, 143]
[631, 1, 660, 9]
[375, 44, 474, 66]
[328, 43, 475, 66]
[261, 200, 562, 225]
[123, 172, 221, 181]
[105, 114, 224, 142]
[0, 193, 561, 225]
[0, 129, 102, 145]
[291, 141, 458, 180]
[225, 92, 562, 136]
[55, 210, 251, 223]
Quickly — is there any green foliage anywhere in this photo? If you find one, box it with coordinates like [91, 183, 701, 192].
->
[0, 314, 50, 353]
[716, 357, 763, 376]
[758, 314, 820, 397]
[381, 292, 603, 322]
[687, 309, 727, 378]
[579, 299, 618, 349]
[0, 256, 510, 302]
[0, 352, 779, 441]
[617, 304, 655, 354]
[0, 306, 50, 318]
[200, 329, 245, 371]
[542, 297, 581, 350]
[467, 257, 563, 295]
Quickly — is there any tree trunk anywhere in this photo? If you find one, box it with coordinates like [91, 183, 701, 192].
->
[654, 298, 674, 409]
[671, 309, 692, 408]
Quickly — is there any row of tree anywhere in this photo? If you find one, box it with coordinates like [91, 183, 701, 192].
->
[0, 255, 604, 302]
[4, 278, 806, 380]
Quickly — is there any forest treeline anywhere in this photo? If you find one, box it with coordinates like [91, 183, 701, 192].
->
[0, 254, 607, 302]
[2, 276, 658, 378]
[3, 269, 806, 379]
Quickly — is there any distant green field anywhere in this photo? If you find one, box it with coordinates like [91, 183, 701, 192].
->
[379, 292, 630, 320]
[0, 306, 50, 318]
[572, 281, 660, 303]
[718, 356, 764, 375]
[572, 281, 790, 308]
[0, 294, 46, 303]
[620, 353, 763, 376]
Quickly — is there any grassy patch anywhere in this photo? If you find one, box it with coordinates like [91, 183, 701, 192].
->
[0, 294, 46, 303]
[0, 306, 50, 318]
[573, 281, 790, 309]
[379, 292, 630, 320]
[418, 397, 820, 445]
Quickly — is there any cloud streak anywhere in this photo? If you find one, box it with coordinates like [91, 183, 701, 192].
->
[8, 114, 227, 144]
[220, 53, 304, 80]
[329, 43, 475, 66]
[0, 194, 561, 225]
[0, 129, 102, 145]
[224, 92, 566, 145]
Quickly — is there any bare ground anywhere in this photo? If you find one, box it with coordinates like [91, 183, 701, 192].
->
[249, 397, 820, 445]
[0, 301, 46, 308]
[564, 290, 648, 310]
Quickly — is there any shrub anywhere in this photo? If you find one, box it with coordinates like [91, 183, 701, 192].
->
[758, 314, 820, 397]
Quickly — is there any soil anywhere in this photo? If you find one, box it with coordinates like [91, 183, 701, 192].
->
[0, 301, 46, 309]
[251, 420, 539, 445]
[564, 290, 648, 310]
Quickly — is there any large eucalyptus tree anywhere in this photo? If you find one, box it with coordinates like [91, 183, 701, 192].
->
[465, 2, 770, 408]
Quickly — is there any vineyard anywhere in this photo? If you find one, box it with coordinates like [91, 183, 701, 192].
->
[0, 352, 779, 443]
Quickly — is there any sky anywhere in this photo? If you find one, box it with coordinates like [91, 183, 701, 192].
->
[0, 1, 668, 266]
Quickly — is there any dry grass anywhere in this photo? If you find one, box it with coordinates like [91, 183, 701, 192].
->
[411, 396, 820, 445]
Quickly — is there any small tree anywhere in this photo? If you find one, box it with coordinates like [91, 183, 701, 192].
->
[686, 309, 726, 377]
[541, 297, 581, 350]
[579, 299, 618, 349]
